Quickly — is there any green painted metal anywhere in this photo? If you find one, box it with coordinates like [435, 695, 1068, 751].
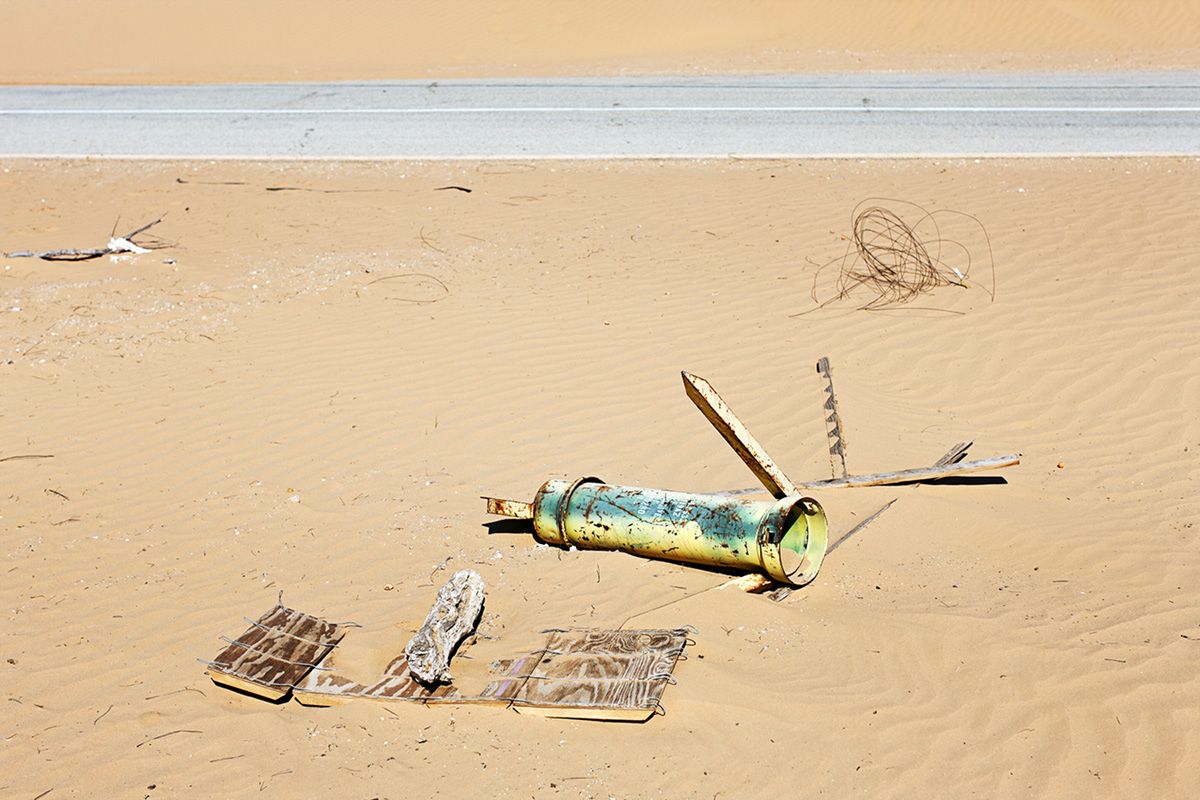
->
[531, 478, 828, 587]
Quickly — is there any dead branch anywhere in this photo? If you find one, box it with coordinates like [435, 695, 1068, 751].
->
[3, 217, 168, 262]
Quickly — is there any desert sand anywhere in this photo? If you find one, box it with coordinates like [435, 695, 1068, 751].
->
[2, 156, 1198, 797]
[1, 0, 1199, 84]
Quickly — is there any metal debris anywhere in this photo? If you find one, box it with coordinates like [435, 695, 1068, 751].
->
[484, 497, 532, 519]
[816, 356, 849, 478]
[488, 362, 1021, 589]
[202, 600, 348, 701]
[490, 478, 828, 587]
[478, 627, 693, 721]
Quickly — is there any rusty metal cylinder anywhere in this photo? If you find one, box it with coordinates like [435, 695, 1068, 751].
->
[531, 478, 828, 587]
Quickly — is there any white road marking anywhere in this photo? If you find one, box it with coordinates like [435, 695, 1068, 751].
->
[4, 74, 1198, 156]
[2, 106, 1199, 114]
[9, 152, 1197, 161]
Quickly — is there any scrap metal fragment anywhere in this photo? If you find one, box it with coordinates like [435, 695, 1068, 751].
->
[526, 478, 828, 587]
[484, 497, 533, 519]
[681, 371, 797, 499]
[815, 357, 849, 478]
[720, 452, 1018, 496]
[792, 453, 1021, 490]
[478, 627, 692, 721]
[405, 569, 486, 685]
[203, 602, 346, 701]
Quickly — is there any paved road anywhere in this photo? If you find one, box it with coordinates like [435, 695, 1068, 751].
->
[2, 73, 1198, 158]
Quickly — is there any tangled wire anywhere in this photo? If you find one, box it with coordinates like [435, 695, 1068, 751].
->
[798, 199, 995, 314]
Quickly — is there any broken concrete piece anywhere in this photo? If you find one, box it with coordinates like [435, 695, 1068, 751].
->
[405, 569, 485, 685]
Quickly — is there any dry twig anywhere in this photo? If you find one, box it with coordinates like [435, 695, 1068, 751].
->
[3, 217, 168, 262]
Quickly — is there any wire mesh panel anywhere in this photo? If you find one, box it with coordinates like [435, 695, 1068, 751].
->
[479, 628, 693, 721]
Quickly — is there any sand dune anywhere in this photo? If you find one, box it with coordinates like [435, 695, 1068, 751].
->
[2, 157, 1198, 797]
[1, 1, 1198, 84]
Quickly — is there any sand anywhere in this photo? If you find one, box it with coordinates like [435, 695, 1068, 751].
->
[1, 156, 1197, 797]
[1, 1, 1199, 84]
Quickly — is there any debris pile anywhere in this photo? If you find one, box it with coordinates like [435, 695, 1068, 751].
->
[206, 356, 1018, 724]
[486, 361, 1019, 588]
[204, 578, 691, 722]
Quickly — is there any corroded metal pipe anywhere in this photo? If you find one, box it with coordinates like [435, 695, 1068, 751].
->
[523, 478, 828, 587]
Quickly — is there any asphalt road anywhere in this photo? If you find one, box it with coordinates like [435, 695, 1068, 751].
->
[2, 73, 1198, 158]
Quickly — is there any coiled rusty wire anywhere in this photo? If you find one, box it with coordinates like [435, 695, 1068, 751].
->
[798, 199, 994, 314]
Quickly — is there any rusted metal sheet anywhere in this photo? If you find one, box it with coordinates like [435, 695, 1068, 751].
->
[207, 603, 693, 722]
[203, 603, 345, 701]
[484, 497, 533, 519]
[479, 628, 692, 721]
[521, 478, 827, 587]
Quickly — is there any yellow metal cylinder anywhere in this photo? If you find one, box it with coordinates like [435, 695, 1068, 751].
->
[531, 478, 827, 587]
